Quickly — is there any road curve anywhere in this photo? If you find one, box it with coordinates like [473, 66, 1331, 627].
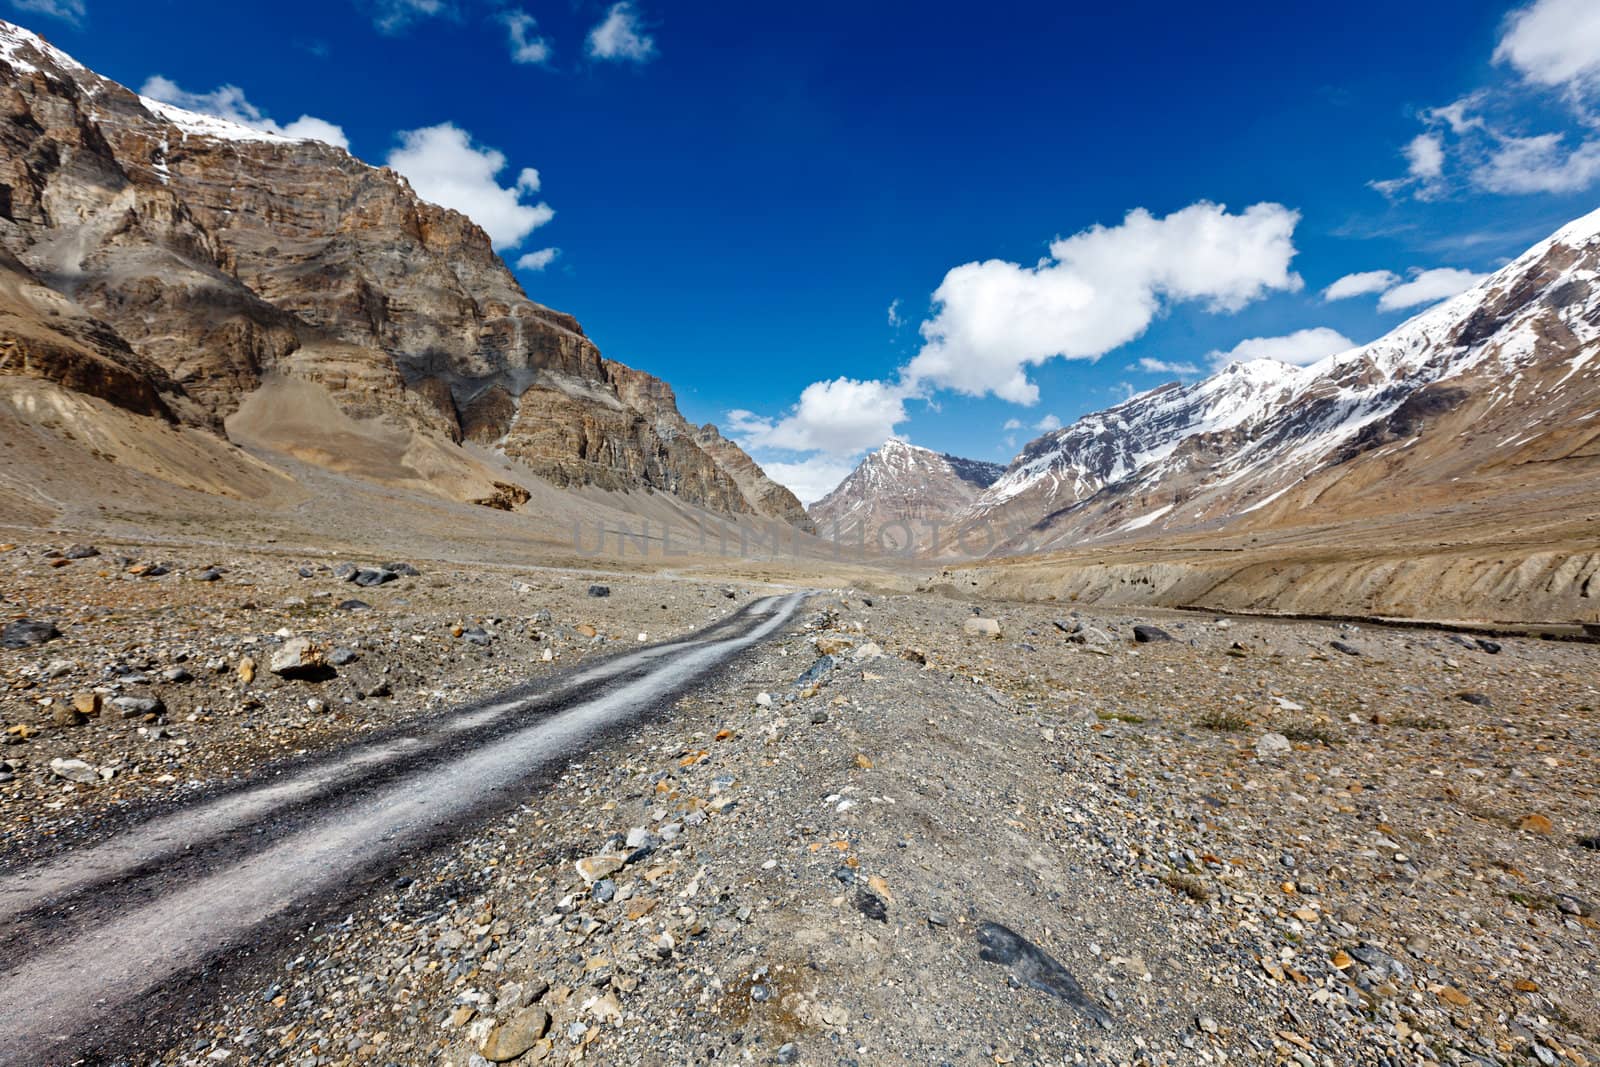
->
[0, 590, 808, 1065]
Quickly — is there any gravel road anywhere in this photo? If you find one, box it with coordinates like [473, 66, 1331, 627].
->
[0, 591, 807, 1064]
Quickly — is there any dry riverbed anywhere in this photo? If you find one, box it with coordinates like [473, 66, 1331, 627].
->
[3, 541, 1599, 1066]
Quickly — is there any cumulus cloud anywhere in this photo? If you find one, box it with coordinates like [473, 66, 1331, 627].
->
[587, 2, 655, 62]
[1033, 413, 1062, 432]
[9, 0, 85, 24]
[1494, 0, 1600, 95]
[139, 76, 349, 149]
[1136, 357, 1202, 375]
[760, 456, 861, 507]
[498, 9, 551, 65]
[906, 201, 1302, 404]
[1323, 270, 1402, 301]
[1377, 268, 1486, 311]
[515, 247, 559, 271]
[887, 299, 902, 327]
[726, 378, 910, 456]
[386, 124, 554, 249]
[1002, 418, 1023, 431]
[1209, 327, 1354, 369]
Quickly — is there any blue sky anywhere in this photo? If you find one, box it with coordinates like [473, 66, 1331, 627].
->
[12, 0, 1600, 500]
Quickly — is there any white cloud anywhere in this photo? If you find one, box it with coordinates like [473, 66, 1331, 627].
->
[1472, 132, 1600, 193]
[386, 124, 553, 249]
[1002, 418, 1023, 431]
[587, 2, 655, 62]
[1494, 0, 1600, 94]
[1033, 413, 1062, 432]
[906, 201, 1302, 404]
[1209, 327, 1354, 369]
[760, 456, 861, 507]
[139, 76, 349, 149]
[1136, 357, 1202, 375]
[1371, 133, 1450, 200]
[726, 378, 909, 456]
[498, 9, 551, 65]
[887, 299, 902, 327]
[370, 0, 447, 33]
[1323, 269, 1401, 301]
[515, 247, 560, 271]
[1405, 132, 1446, 179]
[9, 0, 85, 24]
[1377, 268, 1486, 311]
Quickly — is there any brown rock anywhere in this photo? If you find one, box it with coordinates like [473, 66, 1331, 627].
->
[1518, 813, 1554, 835]
[480, 1007, 550, 1062]
[72, 692, 103, 718]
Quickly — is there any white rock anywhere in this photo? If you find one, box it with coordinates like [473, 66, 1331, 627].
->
[962, 617, 1001, 638]
[1255, 732, 1292, 758]
[49, 757, 100, 784]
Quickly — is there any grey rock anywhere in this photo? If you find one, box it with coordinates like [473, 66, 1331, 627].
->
[2, 619, 60, 649]
[587, 584, 611, 598]
[1133, 624, 1173, 643]
[49, 757, 101, 784]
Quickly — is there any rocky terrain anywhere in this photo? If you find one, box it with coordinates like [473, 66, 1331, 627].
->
[808, 440, 1003, 554]
[0, 20, 805, 526]
[3, 535, 1597, 1066]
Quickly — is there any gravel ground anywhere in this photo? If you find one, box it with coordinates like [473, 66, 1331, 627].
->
[4, 543, 1599, 1067]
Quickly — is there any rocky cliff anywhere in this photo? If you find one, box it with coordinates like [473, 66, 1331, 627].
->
[0, 19, 800, 523]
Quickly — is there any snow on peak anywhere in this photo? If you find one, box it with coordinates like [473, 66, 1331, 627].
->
[0, 19, 84, 76]
[137, 96, 304, 146]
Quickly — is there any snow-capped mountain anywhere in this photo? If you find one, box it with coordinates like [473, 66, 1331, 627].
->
[809, 440, 1003, 551]
[970, 205, 1600, 554]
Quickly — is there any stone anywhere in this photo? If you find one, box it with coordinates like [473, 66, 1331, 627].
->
[480, 1006, 550, 1063]
[1197, 1016, 1220, 1035]
[1255, 732, 1292, 758]
[112, 696, 165, 718]
[1518, 813, 1554, 835]
[49, 757, 100, 783]
[52, 703, 87, 727]
[62, 544, 100, 559]
[193, 567, 223, 582]
[269, 638, 331, 680]
[963, 617, 1002, 638]
[587, 584, 611, 598]
[575, 856, 624, 884]
[1474, 638, 1502, 654]
[336, 599, 371, 612]
[815, 636, 854, 656]
[1456, 691, 1493, 708]
[796, 655, 836, 687]
[850, 642, 884, 662]
[2, 619, 60, 649]
[1330, 640, 1362, 656]
[352, 568, 397, 588]
[755, 692, 773, 707]
[237, 656, 257, 684]
[327, 647, 361, 667]
[71, 692, 102, 717]
[1133, 624, 1173, 643]
[975, 922, 1112, 1027]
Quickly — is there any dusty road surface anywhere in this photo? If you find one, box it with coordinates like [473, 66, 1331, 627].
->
[0, 591, 808, 1064]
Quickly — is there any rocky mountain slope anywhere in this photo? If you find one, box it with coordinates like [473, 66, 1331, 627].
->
[0, 19, 804, 525]
[809, 439, 1002, 551]
[969, 207, 1600, 557]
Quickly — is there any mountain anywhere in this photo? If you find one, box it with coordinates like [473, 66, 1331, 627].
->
[0, 20, 805, 526]
[930, 206, 1600, 622]
[809, 439, 1003, 552]
[970, 206, 1600, 554]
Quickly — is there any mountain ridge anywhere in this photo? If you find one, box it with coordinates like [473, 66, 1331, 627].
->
[0, 18, 806, 526]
